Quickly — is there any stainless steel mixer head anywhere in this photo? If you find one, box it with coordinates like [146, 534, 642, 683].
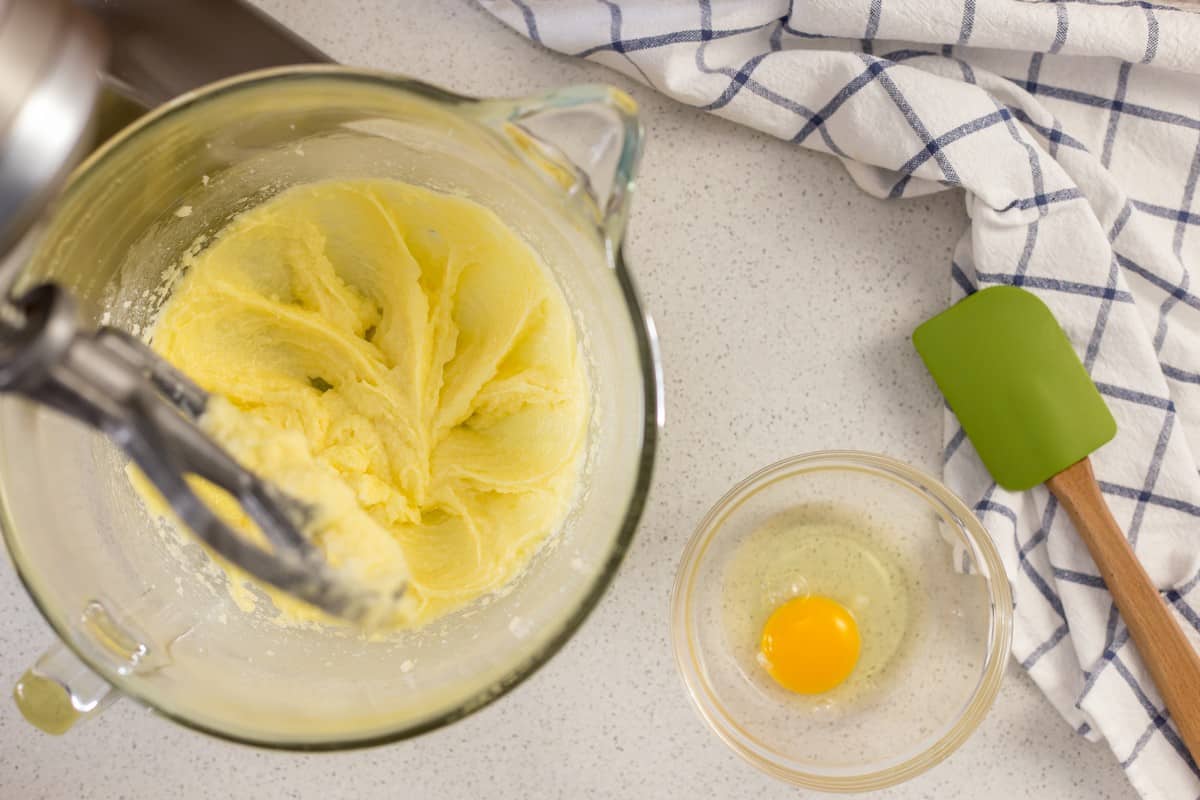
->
[0, 283, 393, 623]
[0, 0, 107, 261]
[1, 0, 328, 264]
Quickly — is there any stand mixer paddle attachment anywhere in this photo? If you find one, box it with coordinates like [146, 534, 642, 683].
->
[0, 283, 406, 625]
[0, 0, 397, 627]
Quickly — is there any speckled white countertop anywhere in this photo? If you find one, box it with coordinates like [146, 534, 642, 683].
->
[0, 2, 1140, 798]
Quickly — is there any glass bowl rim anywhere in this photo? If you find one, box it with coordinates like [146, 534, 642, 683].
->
[669, 450, 1013, 792]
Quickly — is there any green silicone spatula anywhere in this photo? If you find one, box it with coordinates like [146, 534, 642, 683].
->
[914, 285, 1200, 761]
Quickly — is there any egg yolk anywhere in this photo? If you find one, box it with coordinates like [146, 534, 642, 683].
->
[759, 595, 861, 694]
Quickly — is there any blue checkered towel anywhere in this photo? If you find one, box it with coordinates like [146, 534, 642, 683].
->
[482, 0, 1200, 796]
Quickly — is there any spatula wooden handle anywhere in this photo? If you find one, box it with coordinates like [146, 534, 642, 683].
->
[1047, 457, 1200, 763]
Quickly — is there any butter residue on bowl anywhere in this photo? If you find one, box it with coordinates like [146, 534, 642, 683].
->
[143, 178, 590, 629]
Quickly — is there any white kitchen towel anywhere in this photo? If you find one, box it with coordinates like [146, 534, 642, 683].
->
[481, 1, 1200, 797]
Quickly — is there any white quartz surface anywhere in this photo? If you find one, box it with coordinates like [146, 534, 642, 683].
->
[0, 1, 1139, 797]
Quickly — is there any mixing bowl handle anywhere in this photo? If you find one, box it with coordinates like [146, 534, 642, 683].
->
[13, 641, 116, 735]
[473, 85, 644, 250]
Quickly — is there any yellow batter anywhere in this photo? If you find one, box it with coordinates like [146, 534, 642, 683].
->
[149, 179, 589, 628]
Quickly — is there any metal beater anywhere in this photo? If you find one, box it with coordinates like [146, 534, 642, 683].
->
[0, 0, 390, 623]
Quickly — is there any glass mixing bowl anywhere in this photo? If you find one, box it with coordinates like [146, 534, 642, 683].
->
[671, 452, 1012, 791]
[2, 66, 660, 748]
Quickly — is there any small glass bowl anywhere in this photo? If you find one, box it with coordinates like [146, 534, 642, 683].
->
[671, 451, 1012, 792]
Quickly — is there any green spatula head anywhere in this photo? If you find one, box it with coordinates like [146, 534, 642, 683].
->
[913, 285, 1117, 491]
